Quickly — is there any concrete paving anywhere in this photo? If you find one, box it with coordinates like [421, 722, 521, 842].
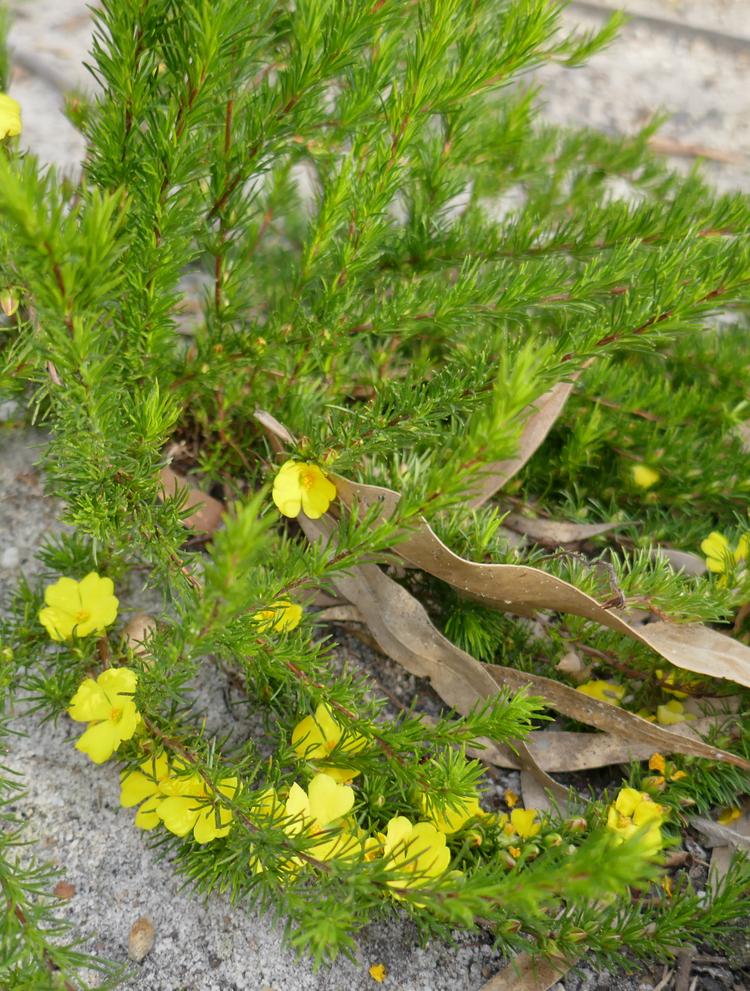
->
[1, 1, 748, 989]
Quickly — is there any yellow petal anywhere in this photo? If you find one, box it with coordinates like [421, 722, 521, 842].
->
[75, 720, 120, 764]
[509, 808, 540, 839]
[614, 787, 643, 817]
[718, 806, 741, 826]
[292, 714, 328, 761]
[656, 701, 691, 726]
[576, 680, 624, 706]
[98, 667, 137, 699]
[0, 93, 21, 138]
[193, 806, 232, 844]
[44, 577, 82, 612]
[284, 782, 311, 834]
[631, 464, 659, 489]
[632, 798, 663, 827]
[307, 772, 354, 827]
[133, 796, 163, 830]
[68, 678, 110, 722]
[299, 466, 337, 519]
[734, 534, 749, 564]
[38, 606, 76, 642]
[701, 532, 731, 573]
[120, 770, 158, 807]
[272, 461, 303, 518]
[384, 816, 413, 856]
[157, 796, 200, 836]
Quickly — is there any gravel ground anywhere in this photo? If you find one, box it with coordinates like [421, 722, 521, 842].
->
[2, 1, 749, 989]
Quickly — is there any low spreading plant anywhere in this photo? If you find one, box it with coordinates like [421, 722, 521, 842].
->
[0, 1, 749, 987]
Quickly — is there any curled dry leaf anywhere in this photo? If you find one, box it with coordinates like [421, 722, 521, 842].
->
[504, 513, 621, 547]
[654, 547, 707, 577]
[691, 815, 750, 851]
[466, 378, 580, 509]
[708, 801, 750, 890]
[298, 515, 749, 773]
[480, 951, 574, 991]
[332, 475, 750, 690]
[158, 466, 225, 536]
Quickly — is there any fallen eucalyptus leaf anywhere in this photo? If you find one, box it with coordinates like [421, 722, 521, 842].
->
[159, 466, 225, 536]
[708, 800, 750, 890]
[333, 475, 750, 690]
[467, 379, 579, 508]
[480, 951, 574, 991]
[504, 513, 621, 546]
[690, 815, 750, 851]
[299, 516, 749, 772]
[520, 769, 555, 814]
[656, 547, 707, 577]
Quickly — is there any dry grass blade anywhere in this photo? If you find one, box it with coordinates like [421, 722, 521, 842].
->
[334, 476, 750, 689]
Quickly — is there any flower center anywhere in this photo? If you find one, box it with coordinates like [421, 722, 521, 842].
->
[74, 609, 91, 623]
[300, 471, 316, 490]
[109, 706, 123, 723]
[325, 739, 337, 752]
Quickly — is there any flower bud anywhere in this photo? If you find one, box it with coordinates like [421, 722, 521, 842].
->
[543, 832, 563, 848]
[0, 288, 18, 317]
[565, 816, 587, 833]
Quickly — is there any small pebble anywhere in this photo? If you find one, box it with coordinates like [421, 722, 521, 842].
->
[128, 916, 156, 963]
[53, 880, 75, 900]
[1, 546, 19, 569]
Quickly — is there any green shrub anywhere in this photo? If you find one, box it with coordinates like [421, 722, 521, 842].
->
[1, 1, 749, 986]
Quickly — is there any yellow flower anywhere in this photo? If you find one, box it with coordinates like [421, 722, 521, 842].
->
[656, 700, 694, 726]
[576, 680, 625, 706]
[503, 789, 519, 809]
[272, 460, 337, 519]
[421, 789, 485, 835]
[68, 668, 141, 764]
[648, 753, 666, 774]
[157, 772, 239, 844]
[369, 963, 387, 983]
[283, 772, 359, 862]
[253, 599, 303, 633]
[606, 786, 663, 854]
[718, 806, 741, 826]
[382, 817, 451, 896]
[701, 531, 749, 575]
[0, 94, 21, 139]
[506, 808, 541, 840]
[292, 703, 366, 782]
[39, 572, 119, 642]
[120, 753, 172, 829]
[631, 464, 659, 489]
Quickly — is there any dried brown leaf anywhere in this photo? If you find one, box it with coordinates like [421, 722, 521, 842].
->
[158, 466, 225, 535]
[467, 379, 579, 508]
[333, 475, 750, 689]
[480, 952, 573, 991]
[504, 513, 620, 546]
[300, 515, 749, 772]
